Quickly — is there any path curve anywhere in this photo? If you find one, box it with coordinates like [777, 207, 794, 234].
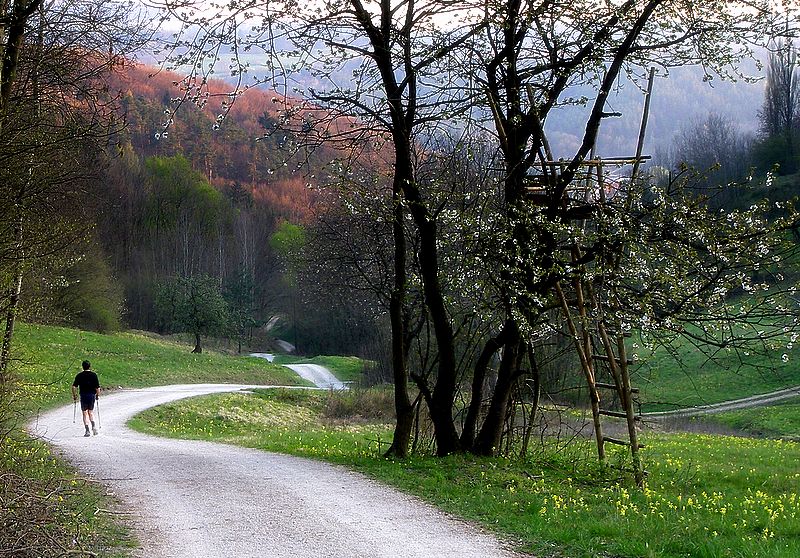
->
[283, 363, 348, 390]
[29, 384, 520, 558]
[249, 353, 348, 390]
[644, 385, 800, 419]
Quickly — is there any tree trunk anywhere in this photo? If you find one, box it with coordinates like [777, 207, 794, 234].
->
[461, 329, 508, 449]
[385, 185, 414, 458]
[0, 254, 23, 384]
[352, 0, 461, 456]
[414, 217, 460, 456]
[192, 332, 202, 353]
[520, 345, 541, 457]
[473, 321, 522, 456]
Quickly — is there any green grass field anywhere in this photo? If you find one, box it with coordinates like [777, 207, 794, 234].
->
[634, 333, 800, 412]
[11, 322, 304, 412]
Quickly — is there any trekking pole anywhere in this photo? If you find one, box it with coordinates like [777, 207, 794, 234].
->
[95, 397, 101, 430]
[73, 399, 76, 423]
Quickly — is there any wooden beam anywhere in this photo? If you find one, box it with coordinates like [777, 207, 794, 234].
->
[600, 409, 641, 420]
[595, 381, 639, 394]
[603, 436, 645, 449]
[593, 354, 634, 366]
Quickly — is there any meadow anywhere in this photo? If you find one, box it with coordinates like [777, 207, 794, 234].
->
[11, 322, 304, 412]
[8, 322, 800, 557]
[633, 331, 800, 412]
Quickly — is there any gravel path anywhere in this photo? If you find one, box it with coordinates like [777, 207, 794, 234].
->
[248, 353, 348, 390]
[643, 385, 800, 418]
[29, 384, 521, 558]
[282, 363, 348, 390]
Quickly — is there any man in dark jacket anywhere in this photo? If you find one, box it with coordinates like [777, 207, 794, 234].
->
[72, 360, 101, 437]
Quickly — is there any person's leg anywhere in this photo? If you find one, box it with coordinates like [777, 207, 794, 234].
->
[87, 408, 97, 434]
[80, 394, 95, 436]
[81, 409, 91, 436]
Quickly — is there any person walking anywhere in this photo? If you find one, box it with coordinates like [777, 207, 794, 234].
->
[72, 360, 101, 437]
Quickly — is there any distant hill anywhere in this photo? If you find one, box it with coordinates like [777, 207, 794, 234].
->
[544, 66, 764, 159]
[113, 57, 766, 198]
[107, 63, 349, 222]
[144, 41, 767, 165]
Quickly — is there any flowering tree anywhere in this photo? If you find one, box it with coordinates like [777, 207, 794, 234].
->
[154, 0, 800, 464]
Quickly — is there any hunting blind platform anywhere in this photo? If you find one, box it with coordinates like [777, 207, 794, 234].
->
[535, 155, 648, 486]
[522, 68, 656, 486]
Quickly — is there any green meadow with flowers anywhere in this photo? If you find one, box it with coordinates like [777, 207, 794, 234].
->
[7, 322, 800, 557]
[132, 388, 800, 558]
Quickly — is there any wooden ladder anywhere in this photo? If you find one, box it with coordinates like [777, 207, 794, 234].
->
[591, 325, 645, 486]
[555, 278, 646, 486]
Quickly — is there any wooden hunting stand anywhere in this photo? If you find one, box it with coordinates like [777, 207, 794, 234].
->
[545, 157, 647, 487]
[526, 70, 656, 486]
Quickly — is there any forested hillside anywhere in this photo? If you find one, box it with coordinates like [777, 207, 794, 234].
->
[19, 60, 380, 355]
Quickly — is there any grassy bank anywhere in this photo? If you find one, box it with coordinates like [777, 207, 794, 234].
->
[0, 433, 135, 557]
[132, 388, 800, 558]
[635, 333, 800, 412]
[12, 322, 304, 412]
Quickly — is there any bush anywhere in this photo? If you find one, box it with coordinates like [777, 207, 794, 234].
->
[322, 386, 396, 422]
[751, 135, 800, 175]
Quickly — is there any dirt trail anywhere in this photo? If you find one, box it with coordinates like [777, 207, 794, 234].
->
[643, 385, 800, 419]
[29, 384, 521, 558]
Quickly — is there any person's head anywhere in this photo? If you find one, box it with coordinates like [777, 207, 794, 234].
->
[82, 360, 91, 371]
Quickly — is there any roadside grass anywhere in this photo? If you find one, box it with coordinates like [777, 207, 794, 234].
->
[13, 322, 304, 413]
[0, 432, 136, 557]
[129, 388, 394, 458]
[691, 397, 800, 440]
[132, 389, 800, 558]
[272, 354, 371, 383]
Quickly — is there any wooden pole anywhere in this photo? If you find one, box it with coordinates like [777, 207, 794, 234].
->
[631, 67, 656, 181]
[555, 282, 605, 462]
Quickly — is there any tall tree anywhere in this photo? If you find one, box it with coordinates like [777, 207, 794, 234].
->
[0, 0, 148, 380]
[153, 0, 799, 462]
[665, 113, 753, 205]
[757, 39, 800, 172]
[461, 0, 797, 456]
[761, 40, 799, 141]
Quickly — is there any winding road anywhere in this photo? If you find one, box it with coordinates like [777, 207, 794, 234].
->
[29, 383, 521, 558]
[643, 385, 800, 419]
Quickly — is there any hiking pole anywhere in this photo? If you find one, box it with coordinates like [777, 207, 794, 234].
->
[73, 399, 76, 423]
[95, 397, 100, 430]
